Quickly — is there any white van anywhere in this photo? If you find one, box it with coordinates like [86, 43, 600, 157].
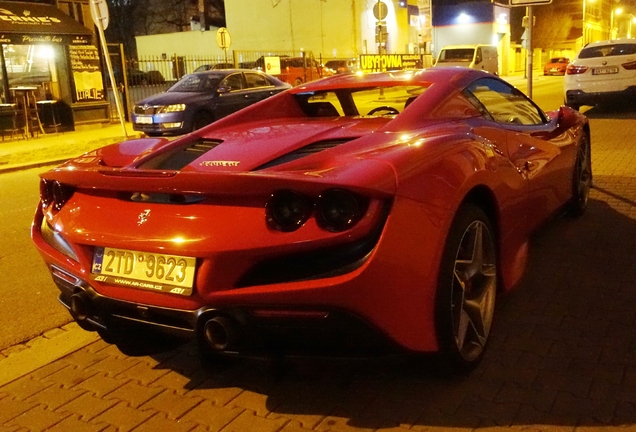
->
[434, 45, 499, 75]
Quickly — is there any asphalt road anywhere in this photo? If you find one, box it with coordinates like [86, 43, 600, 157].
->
[0, 165, 71, 350]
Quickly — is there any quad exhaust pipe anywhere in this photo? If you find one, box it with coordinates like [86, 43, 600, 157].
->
[203, 316, 240, 351]
[71, 289, 240, 351]
[69, 290, 91, 322]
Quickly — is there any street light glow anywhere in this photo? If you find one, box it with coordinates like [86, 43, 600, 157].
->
[457, 12, 472, 24]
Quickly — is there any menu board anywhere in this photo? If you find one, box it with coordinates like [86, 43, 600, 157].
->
[69, 45, 105, 102]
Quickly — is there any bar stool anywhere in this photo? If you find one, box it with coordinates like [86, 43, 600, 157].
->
[10, 86, 45, 138]
[37, 100, 61, 133]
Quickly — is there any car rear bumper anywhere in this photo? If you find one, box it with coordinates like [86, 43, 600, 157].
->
[31, 193, 444, 356]
[565, 86, 636, 107]
[51, 264, 401, 357]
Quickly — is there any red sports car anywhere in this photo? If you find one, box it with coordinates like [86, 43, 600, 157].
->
[32, 68, 591, 371]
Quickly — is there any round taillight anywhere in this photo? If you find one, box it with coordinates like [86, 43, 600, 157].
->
[39, 179, 50, 208]
[40, 179, 74, 211]
[315, 189, 367, 232]
[266, 190, 312, 232]
[52, 181, 73, 211]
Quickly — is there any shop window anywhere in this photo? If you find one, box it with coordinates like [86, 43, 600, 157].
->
[3, 45, 60, 101]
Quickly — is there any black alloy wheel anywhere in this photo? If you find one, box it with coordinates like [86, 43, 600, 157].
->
[435, 204, 497, 372]
[569, 134, 592, 217]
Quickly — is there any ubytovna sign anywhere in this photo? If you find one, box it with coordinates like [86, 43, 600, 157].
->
[360, 54, 424, 72]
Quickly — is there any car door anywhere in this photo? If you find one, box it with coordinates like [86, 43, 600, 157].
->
[214, 72, 251, 119]
[465, 77, 576, 230]
[244, 72, 281, 102]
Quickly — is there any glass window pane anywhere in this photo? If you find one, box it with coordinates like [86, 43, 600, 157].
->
[4, 44, 56, 99]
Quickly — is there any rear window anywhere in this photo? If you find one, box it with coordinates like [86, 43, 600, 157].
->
[294, 85, 428, 118]
[579, 43, 636, 59]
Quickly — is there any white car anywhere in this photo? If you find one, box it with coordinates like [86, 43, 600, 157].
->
[564, 39, 636, 110]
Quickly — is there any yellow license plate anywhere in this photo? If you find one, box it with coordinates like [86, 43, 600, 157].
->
[91, 247, 196, 296]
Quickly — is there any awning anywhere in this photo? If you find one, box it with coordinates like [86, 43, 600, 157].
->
[0, 1, 92, 45]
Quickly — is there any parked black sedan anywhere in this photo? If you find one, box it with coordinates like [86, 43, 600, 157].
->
[132, 69, 291, 136]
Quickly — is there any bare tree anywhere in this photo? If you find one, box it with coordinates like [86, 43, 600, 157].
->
[532, 7, 573, 50]
[104, 0, 225, 57]
[105, 0, 153, 56]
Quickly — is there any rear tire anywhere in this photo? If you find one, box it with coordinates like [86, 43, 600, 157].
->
[435, 204, 497, 372]
[568, 134, 592, 217]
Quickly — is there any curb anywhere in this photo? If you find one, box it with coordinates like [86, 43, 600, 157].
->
[0, 323, 99, 387]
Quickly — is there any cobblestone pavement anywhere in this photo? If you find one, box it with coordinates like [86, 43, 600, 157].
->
[2, 107, 636, 432]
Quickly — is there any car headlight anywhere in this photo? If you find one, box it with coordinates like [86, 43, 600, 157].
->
[157, 104, 186, 113]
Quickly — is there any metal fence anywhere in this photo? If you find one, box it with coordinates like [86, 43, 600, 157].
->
[132, 50, 324, 82]
[110, 50, 333, 119]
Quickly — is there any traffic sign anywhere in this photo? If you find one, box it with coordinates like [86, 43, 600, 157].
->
[373, 1, 388, 21]
[89, 0, 109, 30]
[216, 27, 231, 50]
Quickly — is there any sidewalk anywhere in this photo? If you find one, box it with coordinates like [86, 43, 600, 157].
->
[0, 122, 144, 173]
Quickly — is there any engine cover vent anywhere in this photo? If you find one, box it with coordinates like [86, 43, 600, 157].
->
[139, 138, 223, 170]
[254, 138, 357, 170]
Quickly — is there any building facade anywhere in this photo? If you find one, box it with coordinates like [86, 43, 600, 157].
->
[224, 0, 426, 60]
[0, 0, 110, 131]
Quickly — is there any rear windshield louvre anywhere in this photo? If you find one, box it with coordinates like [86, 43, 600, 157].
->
[253, 138, 357, 170]
[138, 138, 223, 170]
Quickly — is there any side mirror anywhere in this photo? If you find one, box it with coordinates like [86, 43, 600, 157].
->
[558, 105, 580, 130]
[533, 105, 582, 140]
[216, 86, 231, 95]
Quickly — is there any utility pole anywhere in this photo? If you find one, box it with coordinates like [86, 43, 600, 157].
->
[198, 0, 206, 31]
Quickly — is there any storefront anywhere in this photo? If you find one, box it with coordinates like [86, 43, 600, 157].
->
[0, 1, 109, 132]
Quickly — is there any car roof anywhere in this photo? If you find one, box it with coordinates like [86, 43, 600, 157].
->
[584, 38, 636, 48]
[191, 68, 262, 76]
[287, 67, 490, 94]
